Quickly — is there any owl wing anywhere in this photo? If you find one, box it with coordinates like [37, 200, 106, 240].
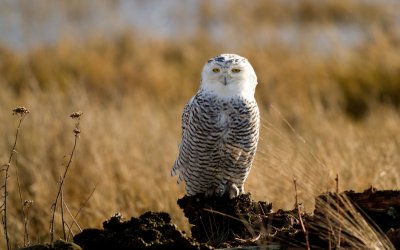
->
[181, 96, 195, 137]
[171, 96, 195, 182]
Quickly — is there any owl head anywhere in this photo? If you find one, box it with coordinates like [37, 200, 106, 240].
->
[200, 54, 258, 98]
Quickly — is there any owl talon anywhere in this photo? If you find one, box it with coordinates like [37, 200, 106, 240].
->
[205, 183, 226, 197]
[228, 183, 240, 199]
[205, 183, 241, 199]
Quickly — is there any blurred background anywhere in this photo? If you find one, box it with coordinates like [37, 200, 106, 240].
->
[1, 0, 400, 248]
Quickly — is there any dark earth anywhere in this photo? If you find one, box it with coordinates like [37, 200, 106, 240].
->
[20, 188, 400, 250]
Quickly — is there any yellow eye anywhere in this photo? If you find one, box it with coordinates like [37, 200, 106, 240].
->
[232, 68, 241, 73]
[212, 68, 220, 73]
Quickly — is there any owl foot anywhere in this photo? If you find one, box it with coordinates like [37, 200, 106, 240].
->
[205, 183, 225, 197]
[228, 183, 240, 199]
[204, 183, 242, 199]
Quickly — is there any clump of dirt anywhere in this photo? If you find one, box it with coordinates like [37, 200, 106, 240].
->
[345, 188, 400, 232]
[178, 189, 400, 249]
[178, 193, 315, 248]
[73, 211, 213, 250]
[178, 193, 269, 247]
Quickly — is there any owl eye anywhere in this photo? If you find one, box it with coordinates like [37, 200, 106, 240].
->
[212, 68, 220, 73]
[232, 68, 241, 73]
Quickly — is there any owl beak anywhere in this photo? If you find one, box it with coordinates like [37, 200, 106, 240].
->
[223, 77, 228, 86]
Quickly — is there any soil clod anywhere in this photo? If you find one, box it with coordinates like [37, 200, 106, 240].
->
[73, 211, 213, 250]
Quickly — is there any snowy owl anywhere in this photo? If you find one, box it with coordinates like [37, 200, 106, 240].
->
[171, 53, 260, 199]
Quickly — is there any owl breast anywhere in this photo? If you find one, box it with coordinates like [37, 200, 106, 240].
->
[218, 111, 229, 128]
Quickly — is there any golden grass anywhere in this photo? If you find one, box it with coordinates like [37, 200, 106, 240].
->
[0, 1, 399, 248]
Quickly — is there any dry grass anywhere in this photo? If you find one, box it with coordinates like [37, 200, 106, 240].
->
[0, 1, 399, 248]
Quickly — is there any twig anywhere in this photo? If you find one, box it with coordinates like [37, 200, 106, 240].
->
[50, 111, 82, 243]
[14, 152, 25, 245]
[1, 163, 11, 250]
[22, 200, 33, 246]
[13, 151, 33, 247]
[67, 185, 96, 240]
[63, 220, 74, 240]
[60, 183, 66, 240]
[1, 107, 29, 250]
[199, 216, 211, 243]
[335, 174, 341, 248]
[64, 202, 82, 238]
[203, 208, 245, 223]
[293, 178, 310, 250]
[202, 208, 259, 241]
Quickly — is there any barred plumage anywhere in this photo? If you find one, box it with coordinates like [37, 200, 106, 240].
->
[172, 54, 259, 198]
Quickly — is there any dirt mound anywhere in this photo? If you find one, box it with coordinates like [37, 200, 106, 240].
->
[73, 211, 213, 250]
[178, 193, 315, 248]
[19, 188, 400, 249]
[178, 189, 400, 249]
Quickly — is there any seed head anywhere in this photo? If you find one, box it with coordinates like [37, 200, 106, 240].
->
[70, 111, 83, 119]
[23, 200, 34, 209]
[12, 107, 30, 116]
[73, 128, 81, 135]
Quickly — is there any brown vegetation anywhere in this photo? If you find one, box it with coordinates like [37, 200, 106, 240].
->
[0, 1, 399, 249]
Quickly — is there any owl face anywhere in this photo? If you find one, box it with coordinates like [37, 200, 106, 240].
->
[200, 54, 258, 98]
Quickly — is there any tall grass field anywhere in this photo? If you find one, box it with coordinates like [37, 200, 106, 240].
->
[0, 1, 399, 248]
